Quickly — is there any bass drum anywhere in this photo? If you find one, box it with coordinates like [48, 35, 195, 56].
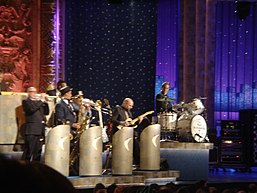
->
[176, 114, 207, 142]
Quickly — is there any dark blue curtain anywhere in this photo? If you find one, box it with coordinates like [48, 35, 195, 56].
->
[65, 0, 157, 115]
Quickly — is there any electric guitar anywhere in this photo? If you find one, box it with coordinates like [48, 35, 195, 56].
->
[117, 110, 154, 130]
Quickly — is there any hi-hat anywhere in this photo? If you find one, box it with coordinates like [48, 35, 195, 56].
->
[157, 97, 176, 102]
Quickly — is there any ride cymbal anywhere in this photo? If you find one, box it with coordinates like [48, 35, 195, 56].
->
[157, 97, 176, 102]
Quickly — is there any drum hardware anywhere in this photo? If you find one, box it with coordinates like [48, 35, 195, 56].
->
[156, 97, 176, 102]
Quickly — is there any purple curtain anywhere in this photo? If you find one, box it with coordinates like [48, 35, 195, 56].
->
[215, 1, 257, 131]
[155, 0, 179, 101]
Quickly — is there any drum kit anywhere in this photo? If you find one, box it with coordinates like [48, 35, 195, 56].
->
[157, 97, 208, 142]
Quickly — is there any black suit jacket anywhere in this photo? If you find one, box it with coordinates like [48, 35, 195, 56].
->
[55, 99, 77, 128]
[111, 105, 132, 134]
[22, 98, 50, 135]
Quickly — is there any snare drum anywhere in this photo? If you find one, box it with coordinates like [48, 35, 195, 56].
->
[158, 112, 177, 131]
[176, 114, 207, 142]
[188, 98, 205, 115]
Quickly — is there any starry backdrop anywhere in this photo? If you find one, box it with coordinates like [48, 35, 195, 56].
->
[214, 1, 257, 124]
[65, 0, 157, 116]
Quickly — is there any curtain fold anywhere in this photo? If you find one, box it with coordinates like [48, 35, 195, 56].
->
[180, 0, 217, 129]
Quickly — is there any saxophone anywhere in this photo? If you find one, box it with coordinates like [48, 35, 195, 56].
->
[69, 100, 89, 166]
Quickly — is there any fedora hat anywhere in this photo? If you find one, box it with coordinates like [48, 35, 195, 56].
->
[60, 86, 72, 96]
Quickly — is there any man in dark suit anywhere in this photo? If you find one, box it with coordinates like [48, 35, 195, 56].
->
[22, 87, 49, 161]
[55, 86, 81, 175]
[111, 98, 143, 166]
[55, 86, 80, 130]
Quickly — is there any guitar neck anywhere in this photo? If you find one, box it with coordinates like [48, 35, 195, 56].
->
[130, 117, 139, 125]
[130, 111, 153, 125]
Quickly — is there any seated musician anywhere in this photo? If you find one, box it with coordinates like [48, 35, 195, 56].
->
[156, 82, 173, 113]
[55, 86, 80, 130]
[54, 86, 80, 175]
[111, 98, 143, 166]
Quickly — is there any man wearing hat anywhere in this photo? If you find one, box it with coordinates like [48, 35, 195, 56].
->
[55, 86, 81, 130]
[55, 86, 81, 175]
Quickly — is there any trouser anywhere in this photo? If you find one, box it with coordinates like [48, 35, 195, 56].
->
[22, 135, 43, 161]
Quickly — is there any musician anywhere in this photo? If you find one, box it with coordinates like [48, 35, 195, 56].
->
[111, 98, 143, 166]
[46, 80, 67, 97]
[21, 87, 49, 161]
[55, 86, 80, 175]
[55, 86, 80, 130]
[156, 82, 173, 113]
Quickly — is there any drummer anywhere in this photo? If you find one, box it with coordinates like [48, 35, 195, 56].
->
[156, 82, 175, 114]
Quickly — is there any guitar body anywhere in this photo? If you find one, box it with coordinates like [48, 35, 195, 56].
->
[117, 111, 154, 130]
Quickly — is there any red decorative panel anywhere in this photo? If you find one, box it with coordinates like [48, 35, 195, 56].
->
[0, 0, 33, 92]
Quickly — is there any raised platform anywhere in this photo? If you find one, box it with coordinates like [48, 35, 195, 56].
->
[68, 170, 179, 189]
[160, 142, 213, 181]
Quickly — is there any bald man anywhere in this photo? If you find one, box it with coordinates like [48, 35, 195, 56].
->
[111, 98, 143, 166]
[22, 87, 49, 161]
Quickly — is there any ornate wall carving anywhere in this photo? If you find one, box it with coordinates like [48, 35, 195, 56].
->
[0, 0, 33, 91]
[0, 0, 65, 92]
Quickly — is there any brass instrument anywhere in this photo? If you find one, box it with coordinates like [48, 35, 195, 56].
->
[69, 99, 90, 166]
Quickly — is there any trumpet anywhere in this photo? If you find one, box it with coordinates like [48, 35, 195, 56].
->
[35, 93, 58, 102]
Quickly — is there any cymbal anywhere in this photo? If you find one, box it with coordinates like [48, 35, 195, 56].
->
[157, 97, 176, 102]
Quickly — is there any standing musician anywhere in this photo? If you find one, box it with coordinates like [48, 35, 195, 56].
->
[156, 82, 174, 113]
[111, 98, 143, 166]
[21, 87, 49, 162]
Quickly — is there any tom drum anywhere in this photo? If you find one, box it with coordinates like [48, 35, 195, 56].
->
[187, 98, 205, 115]
[158, 112, 177, 131]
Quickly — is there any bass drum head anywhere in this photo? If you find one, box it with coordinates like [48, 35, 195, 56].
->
[190, 115, 207, 142]
[176, 114, 207, 142]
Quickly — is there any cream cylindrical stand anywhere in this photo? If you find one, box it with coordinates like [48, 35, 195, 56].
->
[79, 126, 102, 176]
[44, 125, 70, 176]
[112, 127, 134, 175]
[140, 124, 161, 170]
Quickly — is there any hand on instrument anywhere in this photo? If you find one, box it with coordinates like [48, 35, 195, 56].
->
[72, 123, 81, 129]
[138, 115, 144, 124]
[120, 121, 130, 127]
[40, 93, 47, 102]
